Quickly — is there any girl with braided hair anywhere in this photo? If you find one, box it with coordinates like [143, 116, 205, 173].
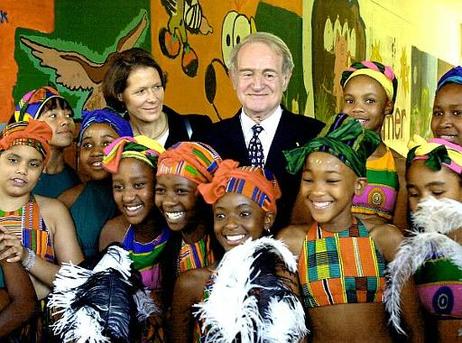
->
[385, 136, 462, 342]
[279, 114, 424, 342]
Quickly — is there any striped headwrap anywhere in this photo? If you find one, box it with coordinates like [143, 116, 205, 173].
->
[437, 66, 462, 91]
[340, 61, 398, 102]
[156, 142, 222, 184]
[0, 120, 52, 164]
[78, 107, 133, 144]
[14, 86, 68, 122]
[102, 135, 165, 173]
[407, 135, 462, 174]
[284, 113, 380, 177]
[198, 159, 281, 214]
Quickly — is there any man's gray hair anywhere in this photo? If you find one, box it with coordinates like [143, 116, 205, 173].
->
[227, 32, 294, 76]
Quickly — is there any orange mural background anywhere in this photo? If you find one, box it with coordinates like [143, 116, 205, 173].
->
[0, 1, 54, 119]
[150, 0, 302, 122]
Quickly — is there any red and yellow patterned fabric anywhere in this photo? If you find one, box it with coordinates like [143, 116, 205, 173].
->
[0, 196, 55, 262]
[157, 141, 222, 185]
[177, 234, 216, 274]
[298, 218, 385, 308]
[198, 159, 281, 214]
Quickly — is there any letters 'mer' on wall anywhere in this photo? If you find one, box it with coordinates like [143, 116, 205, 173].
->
[4, 0, 462, 155]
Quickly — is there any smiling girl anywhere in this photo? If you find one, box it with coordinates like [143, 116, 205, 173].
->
[99, 135, 167, 342]
[340, 61, 407, 231]
[154, 142, 223, 305]
[12, 86, 79, 198]
[169, 160, 306, 342]
[279, 115, 423, 342]
[58, 108, 133, 258]
[431, 66, 462, 146]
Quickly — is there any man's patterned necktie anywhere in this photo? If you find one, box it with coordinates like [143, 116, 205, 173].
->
[248, 124, 264, 167]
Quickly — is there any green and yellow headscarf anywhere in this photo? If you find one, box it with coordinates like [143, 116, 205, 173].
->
[284, 114, 380, 177]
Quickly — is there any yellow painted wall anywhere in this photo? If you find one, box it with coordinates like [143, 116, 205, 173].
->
[353, 0, 462, 154]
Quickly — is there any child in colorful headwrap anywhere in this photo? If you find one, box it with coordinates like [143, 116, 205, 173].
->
[58, 108, 132, 259]
[99, 135, 167, 342]
[0, 120, 84, 341]
[169, 160, 307, 342]
[385, 135, 462, 342]
[154, 141, 224, 305]
[12, 86, 79, 198]
[278, 114, 424, 342]
[340, 61, 408, 231]
[431, 66, 462, 147]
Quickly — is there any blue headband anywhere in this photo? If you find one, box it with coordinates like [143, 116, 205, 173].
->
[437, 66, 462, 91]
[79, 108, 133, 144]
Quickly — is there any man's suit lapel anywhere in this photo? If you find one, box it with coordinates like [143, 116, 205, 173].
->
[266, 110, 294, 168]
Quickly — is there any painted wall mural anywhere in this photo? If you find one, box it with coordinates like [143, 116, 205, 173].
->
[20, 11, 148, 111]
[2, 0, 459, 154]
[0, 1, 54, 119]
[9, 0, 151, 122]
[311, 0, 366, 125]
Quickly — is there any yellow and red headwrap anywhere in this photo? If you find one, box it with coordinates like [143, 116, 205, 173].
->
[198, 159, 282, 214]
[156, 142, 222, 184]
[102, 135, 165, 173]
[0, 120, 52, 164]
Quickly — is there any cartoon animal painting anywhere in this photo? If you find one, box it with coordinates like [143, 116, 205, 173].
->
[312, 0, 366, 123]
[331, 29, 351, 113]
[256, 2, 309, 116]
[19, 10, 149, 112]
[204, 10, 256, 119]
[399, 47, 410, 99]
[159, 0, 212, 77]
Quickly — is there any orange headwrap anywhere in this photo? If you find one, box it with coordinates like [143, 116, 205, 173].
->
[0, 120, 52, 164]
[197, 159, 281, 214]
[157, 142, 222, 184]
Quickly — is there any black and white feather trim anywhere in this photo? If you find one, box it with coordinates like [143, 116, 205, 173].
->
[384, 197, 462, 334]
[48, 245, 157, 343]
[194, 237, 308, 343]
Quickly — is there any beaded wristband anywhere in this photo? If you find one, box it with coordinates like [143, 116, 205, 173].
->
[21, 248, 36, 271]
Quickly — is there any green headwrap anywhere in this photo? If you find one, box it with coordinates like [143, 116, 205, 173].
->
[284, 115, 380, 177]
[406, 135, 462, 174]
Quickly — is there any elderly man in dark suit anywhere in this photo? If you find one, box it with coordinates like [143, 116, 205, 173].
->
[204, 32, 324, 231]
